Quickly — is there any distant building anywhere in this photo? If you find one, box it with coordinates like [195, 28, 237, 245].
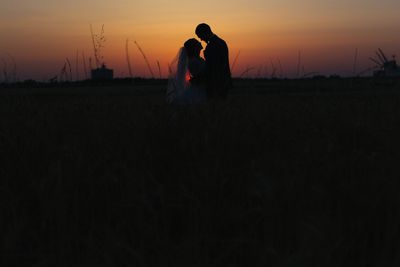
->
[371, 49, 400, 78]
[91, 64, 113, 80]
[373, 60, 400, 77]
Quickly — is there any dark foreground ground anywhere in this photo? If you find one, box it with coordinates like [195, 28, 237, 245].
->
[1, 78, 400, 266]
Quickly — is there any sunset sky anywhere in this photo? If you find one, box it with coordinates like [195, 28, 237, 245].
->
[1, 0, 400, 81]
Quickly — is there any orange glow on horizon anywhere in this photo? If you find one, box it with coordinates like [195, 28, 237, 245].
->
[1, 1, 400, 80]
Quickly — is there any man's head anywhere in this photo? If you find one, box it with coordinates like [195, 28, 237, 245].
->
[195, 23, 213, 43]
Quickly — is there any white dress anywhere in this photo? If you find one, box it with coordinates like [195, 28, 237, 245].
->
[166, 48, 207, 105]
[180, 57, 207, 104]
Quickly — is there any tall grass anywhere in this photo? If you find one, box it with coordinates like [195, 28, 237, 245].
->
[134, 41, 155, 78]
[1, 54, 17, 83]
[231, 50, 241, 73]
[278, 58, 284, 78]
[75, 50, 80, 81]
[59, 62, 67, 82]
[270, 60, 278, 78]
[1, 58, 8, 83]
[126, 39, 133, 78]
[240, 66, 255, 78]
[157, 60, 162, 79]
[82, 51, 88, 80]
[1, 80, 400, 266]
[90, 24, 106, 68]
[297, 50, 302, 77]
[353, 48, 358, 76]
[66, 58, 72, 81]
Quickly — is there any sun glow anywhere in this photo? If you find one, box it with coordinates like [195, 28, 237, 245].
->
[1, 0, 400, 80]
[185, 71, 191, 84]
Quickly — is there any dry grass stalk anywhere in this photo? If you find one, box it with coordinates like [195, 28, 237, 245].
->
[134, 41, 155, 78]
[240, 66, 255, 78]
[357, 66, 375, 76]
[167, 63, 173, 76]
[90, 24, 98, 68]
[90, 24, 105, 68]
[88, 57, 93, 70]
[231, 50, 241, 73]
[263, 64, 269, 77]
[2, 58, 8, 83]
[256, 65, 263, 78]
[157, 60, 162, 78]
[270, 60, 277, 78]
[297, 50, 301, 77]
[66, 58, 72, 81]
[353, 48, 358, 76]
[302, 71, 319, 78]
[126, 39, 133, 78]
[82, 51, 88, 79]
[278, 59, 284, 78]
[75, 50, 80, 81]
[3, 54, 17, 82]
[60, 62, 67, 81]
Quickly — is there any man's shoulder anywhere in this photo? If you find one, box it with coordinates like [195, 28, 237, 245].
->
[207, 35, 227, 50]
[211, 34, 226, 44]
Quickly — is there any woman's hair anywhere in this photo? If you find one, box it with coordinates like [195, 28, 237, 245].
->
[184, 38, 202, 58]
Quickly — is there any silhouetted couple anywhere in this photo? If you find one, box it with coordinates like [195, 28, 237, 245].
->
[167, 23, 233, 105]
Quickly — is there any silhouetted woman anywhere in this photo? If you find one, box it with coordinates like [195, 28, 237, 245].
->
[167, 38, 207, 105]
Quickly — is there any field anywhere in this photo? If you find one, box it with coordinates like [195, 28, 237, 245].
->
[1, 78, 400, 266]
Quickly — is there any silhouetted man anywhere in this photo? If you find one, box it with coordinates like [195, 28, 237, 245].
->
[195, 23, 232, 100]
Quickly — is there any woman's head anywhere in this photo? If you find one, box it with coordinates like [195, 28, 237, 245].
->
[184, 38, 203, 58]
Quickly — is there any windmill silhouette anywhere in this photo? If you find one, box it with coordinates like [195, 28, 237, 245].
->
[370, 48, 400, 77]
